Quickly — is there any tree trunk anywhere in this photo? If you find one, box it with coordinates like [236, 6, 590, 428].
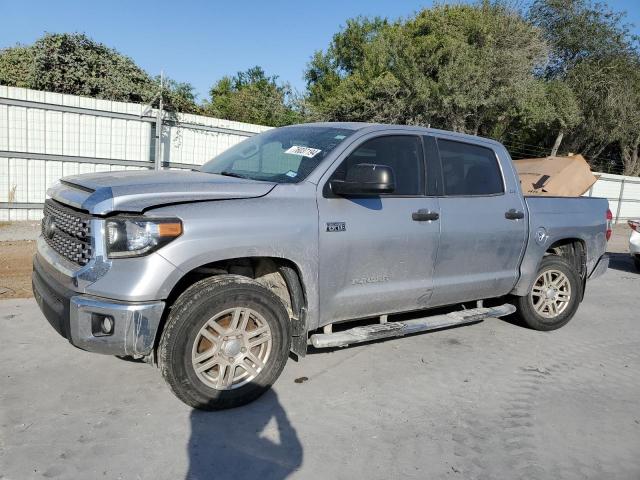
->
[550, 129, 564, 157]
[621, 134, 640, 176]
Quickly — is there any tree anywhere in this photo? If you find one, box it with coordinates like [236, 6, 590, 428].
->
[156, 76, 200, 114]
[567, 54, 640, 174]
[305, 17, 388, 107]
[305, 2, 551, 138]
[203, 66, 302, 126]
[530, 0, 640, 173]
[529, 0, 636, 77]
[0, 44, 32, 88]
[0, 33, 199, 113]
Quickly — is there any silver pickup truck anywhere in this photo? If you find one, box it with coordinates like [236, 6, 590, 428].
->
[32, 122, 610, 409]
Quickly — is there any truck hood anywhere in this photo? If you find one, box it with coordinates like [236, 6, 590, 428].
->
[47, 170, 276, 214]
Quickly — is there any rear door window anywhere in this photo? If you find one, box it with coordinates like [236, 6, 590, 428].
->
[437, 139, 504, 196]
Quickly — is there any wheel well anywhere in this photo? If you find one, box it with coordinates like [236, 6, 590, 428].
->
[150, 257, 308, 363]
[164, 257, 306, 318]
[545, 238, 586, 279]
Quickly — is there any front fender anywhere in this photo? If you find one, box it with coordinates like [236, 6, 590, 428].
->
[148, 186, 321, 329]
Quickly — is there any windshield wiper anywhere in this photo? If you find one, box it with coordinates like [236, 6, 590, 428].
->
[217, 171, 249, 179]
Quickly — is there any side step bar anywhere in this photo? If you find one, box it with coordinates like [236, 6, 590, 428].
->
[309, 303, 516, 349]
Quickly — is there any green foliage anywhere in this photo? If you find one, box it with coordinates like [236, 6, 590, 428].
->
[306, 3, 550, 138]
[529, 0, 637, 76]
[307, 0, 640, 174]
[543, 80, 581, 131]
[203, 66, 302, 127]
[0, 45, 33, 88]
[566, 54, 640, 173]
[0, 33, 199, 113]
[156, 76, 200, 114]
[530, 0, 640, 173]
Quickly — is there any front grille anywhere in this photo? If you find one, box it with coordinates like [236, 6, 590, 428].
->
[42, 200, 93, 266]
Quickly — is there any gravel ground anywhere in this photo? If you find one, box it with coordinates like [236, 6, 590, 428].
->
[0, 222, 40, 242]
[0, 253, 639, 480]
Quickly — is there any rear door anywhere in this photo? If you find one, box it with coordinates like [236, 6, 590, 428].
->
[317, 132, 441, 324]
[429, 138, 527, 306]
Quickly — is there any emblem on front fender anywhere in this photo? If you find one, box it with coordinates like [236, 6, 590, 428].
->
[326, 222, 346, 232]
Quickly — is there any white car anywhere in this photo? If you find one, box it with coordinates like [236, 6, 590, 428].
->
[629, 219, 640, 271]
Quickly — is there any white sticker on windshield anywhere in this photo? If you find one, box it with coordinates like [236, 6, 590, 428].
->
[285, 170, 297, 178]
[285, 145, 322, 158]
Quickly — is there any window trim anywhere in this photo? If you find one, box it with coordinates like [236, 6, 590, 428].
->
[434, 137, 506, 198]
[322, 133, 428, 199]
[423, 135, 443, 197]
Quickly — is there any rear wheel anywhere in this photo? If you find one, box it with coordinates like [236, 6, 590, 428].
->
[634, 255, 640, 272]
[515, 256, 582, 331]
[159, 275, 291, 410]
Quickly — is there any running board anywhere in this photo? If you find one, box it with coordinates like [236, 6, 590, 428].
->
[309, 303, 516, 349]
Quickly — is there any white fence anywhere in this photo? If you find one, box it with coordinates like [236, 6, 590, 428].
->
[0, 86, 270, 220]
[587, 173, 640, 223]
[1, 86, 639, 222]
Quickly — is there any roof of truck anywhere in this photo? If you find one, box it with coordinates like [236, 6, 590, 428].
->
[294, 121, 503, 148]
[292, 121, 377, 130]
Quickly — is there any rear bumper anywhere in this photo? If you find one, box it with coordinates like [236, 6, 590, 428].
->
[32, 254, 164, 356]
[588, 253, 609, 280]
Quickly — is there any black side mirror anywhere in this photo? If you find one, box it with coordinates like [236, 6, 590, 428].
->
[330, 163, 395, 196]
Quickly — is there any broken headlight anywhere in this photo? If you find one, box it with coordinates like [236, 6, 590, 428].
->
[105, 217, 182, 258]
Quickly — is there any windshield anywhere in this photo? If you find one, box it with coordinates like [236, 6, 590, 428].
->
[200, 126, 355, 183]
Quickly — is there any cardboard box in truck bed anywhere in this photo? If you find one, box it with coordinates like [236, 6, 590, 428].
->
[514, 154, 598, 197]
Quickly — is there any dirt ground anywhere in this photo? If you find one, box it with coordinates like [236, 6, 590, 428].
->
[0, 240, 37, 298]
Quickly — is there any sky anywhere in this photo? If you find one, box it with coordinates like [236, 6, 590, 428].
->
[1, 0, 639, 102]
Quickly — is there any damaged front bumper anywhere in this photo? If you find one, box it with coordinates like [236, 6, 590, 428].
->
[32, 253, 164, 356]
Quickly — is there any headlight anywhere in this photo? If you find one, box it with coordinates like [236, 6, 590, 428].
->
[105, 217, 182, 258]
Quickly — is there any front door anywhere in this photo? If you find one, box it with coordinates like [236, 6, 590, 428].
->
[429, 138, 527, 306]
[317, 133, 441, 325]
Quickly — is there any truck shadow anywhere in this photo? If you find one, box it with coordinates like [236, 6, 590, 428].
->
[186, 390, 302, 480]
[606, 252, 638, 274]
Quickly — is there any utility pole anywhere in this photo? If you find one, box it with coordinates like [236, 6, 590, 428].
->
[154, 70, 164, 170]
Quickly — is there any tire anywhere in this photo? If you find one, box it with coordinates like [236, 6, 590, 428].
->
[634, 255, 640, 273]
[515, 255, 582, 331]
[159, 275, 291, 410]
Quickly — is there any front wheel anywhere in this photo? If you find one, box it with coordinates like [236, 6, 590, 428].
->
[159, 275, 291, 410]
[515, 256, 582, 331]
[634, 255, 640, 273]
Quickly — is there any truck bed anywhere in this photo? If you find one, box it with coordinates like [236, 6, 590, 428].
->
[511, 196, 609, 296]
